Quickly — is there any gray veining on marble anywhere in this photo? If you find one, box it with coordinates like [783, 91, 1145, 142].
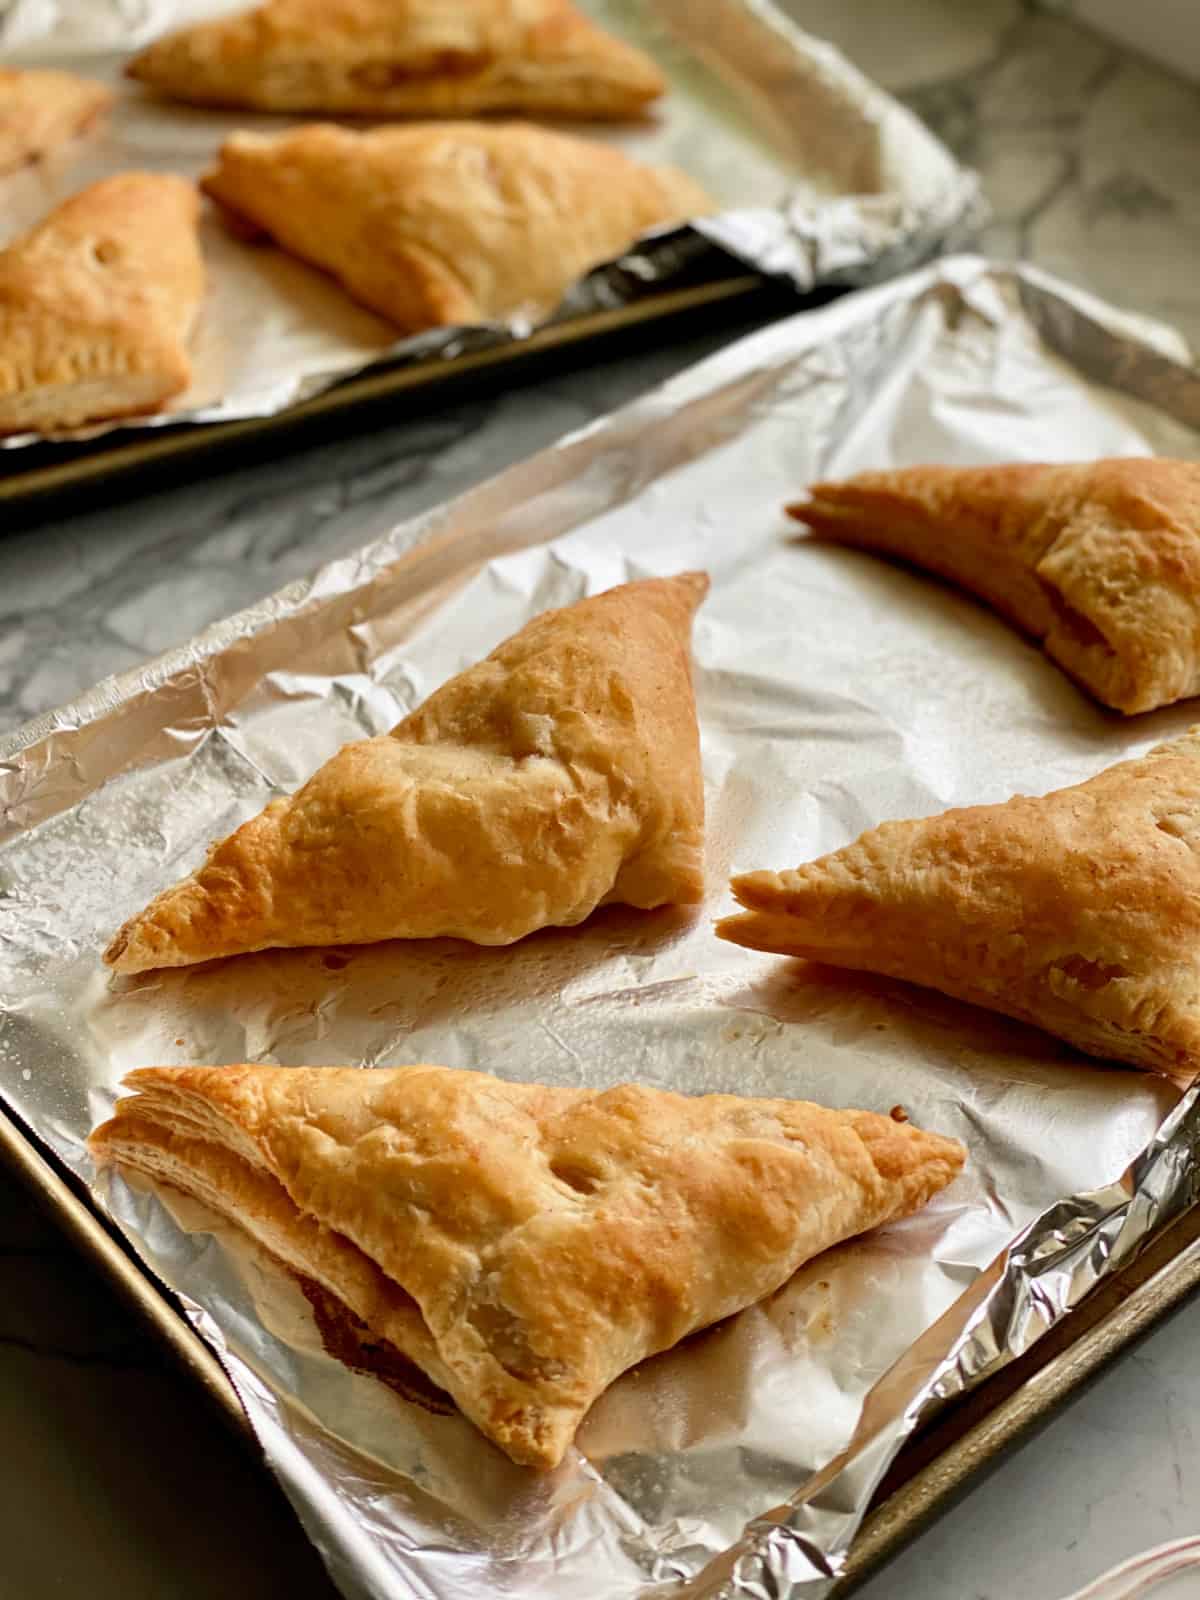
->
[4, 3, 1200, 1597]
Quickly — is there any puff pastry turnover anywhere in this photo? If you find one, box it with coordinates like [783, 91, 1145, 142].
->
[0, 174, 204, 434]
[201, 122, 712, 333]
[0, 67, 112, 175]
[105, 573, 708, 974]
[718, 728, 1200, 1085]
[89, 1062, 965, 1467]
[126, 0, 665, 118]
[789, 460, 1200, 715]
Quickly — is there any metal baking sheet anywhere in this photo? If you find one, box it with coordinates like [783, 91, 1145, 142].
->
[0, 0, 979, 496]
[1, 257, 1199, 1600]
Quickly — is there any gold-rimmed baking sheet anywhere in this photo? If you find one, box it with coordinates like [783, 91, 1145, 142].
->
[0, 0, 978, 500]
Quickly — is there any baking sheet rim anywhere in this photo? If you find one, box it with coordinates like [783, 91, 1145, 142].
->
[0, 271, 772, 510]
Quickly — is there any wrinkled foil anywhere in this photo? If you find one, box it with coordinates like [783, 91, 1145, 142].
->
[2, 257, 1200, 1600]
[0, 0, 980, 447]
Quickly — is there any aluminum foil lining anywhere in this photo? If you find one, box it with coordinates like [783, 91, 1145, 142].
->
[0, 0, 981, 447]
[2, 256, 1199, 1600]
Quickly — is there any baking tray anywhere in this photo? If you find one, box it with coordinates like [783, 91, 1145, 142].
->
[6, 1087, 1199, 1599]
[5, 255, 1200, 1599]
[0, 0, 980, 513]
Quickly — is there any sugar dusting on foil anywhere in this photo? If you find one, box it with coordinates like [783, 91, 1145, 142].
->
[0, 0, 979, 448]
[1, 259, 1199, 1599]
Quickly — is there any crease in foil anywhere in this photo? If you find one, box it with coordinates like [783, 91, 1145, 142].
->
[0, 0, 981, 449]
[2, 258, 1200, 1600]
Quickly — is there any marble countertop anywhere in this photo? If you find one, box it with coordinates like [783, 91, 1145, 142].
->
[5, 4, 1200, 1597]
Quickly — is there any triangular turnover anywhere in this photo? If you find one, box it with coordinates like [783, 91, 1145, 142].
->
[0, 67, 112, 175]
[89, 1062, 965, 1467]
[105, 573, 709, 973]
[719, 728, 1200, 1084]
[127, 0, 666, 118]
[790, 459, 1200, 714]
[0, 174, 204, 432]
[200, 122, 712, 332]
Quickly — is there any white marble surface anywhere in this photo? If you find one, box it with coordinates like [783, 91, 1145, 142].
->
[5, 3, 1200, 1597]
[1069, 0, 1200, 88]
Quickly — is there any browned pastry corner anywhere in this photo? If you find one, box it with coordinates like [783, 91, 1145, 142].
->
[104, 572, 709, 973]
[788, 459, 1200, 715]
[88, 1062, 965, 1468]
[200, 121, 712, 333]
[0, 173, 204, 434]
[0, 67, 113, 175]
[126, 0, 666, 118]
[717, 726, 1200, 1086]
